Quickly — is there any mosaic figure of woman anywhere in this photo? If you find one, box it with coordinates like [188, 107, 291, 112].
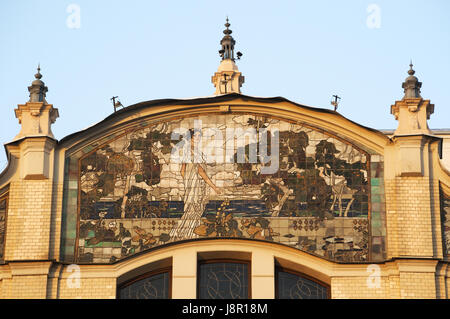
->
[169, 129, 221, 240]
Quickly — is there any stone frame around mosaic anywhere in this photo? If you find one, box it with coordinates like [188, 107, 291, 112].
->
[369, 156, 387, 261]
[0, 191, 8, 263]
[60, 112, 388, 264]
[440, 185, 450, 257]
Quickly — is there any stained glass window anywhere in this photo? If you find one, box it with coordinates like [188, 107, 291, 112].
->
[118, 270, 170, 299]
[276, 268, 328, 299]
[198, 261, 249, 299]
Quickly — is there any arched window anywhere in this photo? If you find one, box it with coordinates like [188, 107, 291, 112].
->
[198, 260, 250, 299]
[275, 267, 329, 299]
[118, 268, 171, 299]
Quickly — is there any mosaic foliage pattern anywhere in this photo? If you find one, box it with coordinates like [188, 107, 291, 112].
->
[441, 189, 450, 256]
[63, 114, 387, 263]
[0, 196, 6, 261]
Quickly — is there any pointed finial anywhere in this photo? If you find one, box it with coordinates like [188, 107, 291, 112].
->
[402, 60, 421, 99]
[219, 17, 237, 61]
[35, 63, 42, 80]
[223, 17, 232, 35]
[28, 64, 48, 102]
[408, 60, 415, 76]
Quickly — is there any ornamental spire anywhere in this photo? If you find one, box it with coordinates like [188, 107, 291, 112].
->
[402, 61, 422, 99]
[13, 65, 59, 142]
[212, 18, 245, 95]
[28, 64, 48, 103]
[390, 61, 434, 137]
[218, 18, 242, 62]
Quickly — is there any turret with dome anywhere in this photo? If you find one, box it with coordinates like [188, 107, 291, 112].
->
[211, 18, 245, 95]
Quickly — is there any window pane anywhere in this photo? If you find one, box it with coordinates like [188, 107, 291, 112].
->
[119, 272, 170, 299]
[198, 262, 249, 299]
[277, 271, 328, 299]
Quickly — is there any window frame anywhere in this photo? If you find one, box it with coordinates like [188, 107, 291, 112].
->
[116, 266, 172, 299]
[197, 258, 252, 299]
[275, 266, 330, 299]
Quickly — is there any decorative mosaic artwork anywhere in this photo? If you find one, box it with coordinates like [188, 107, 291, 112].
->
[0, 197, 6, 261]
[67, 114, 382, 263]
[441, 190, 450, 256]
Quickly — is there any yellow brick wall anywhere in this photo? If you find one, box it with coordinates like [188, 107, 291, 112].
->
[431, 180, 444, 258]
[331, 276, 390, 299]
[399, 272, 436, 299]
[57, 277, 116, 299]
[436, 273, 447, 299]
[4, 180, 53, 260]
[9, 275, 48, 299]
[331, 269, 440, 299]
[49, 183, 63, 261]
[385, 177, 435, 258]
[0, 278, 11, 299]
[388, 274, 401, 299]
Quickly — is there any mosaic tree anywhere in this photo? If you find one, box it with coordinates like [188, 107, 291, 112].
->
[234, 120, 367, 219]
[314, 140, 368, 217]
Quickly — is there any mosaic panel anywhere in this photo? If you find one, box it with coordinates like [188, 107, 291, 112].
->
[61, 113, 387, 263]
[441, 188, 450, 256]
[0, 196, 6, 261]
[369, 155, 386, 261]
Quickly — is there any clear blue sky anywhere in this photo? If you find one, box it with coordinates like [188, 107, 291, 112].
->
[1, 0, 449, 168]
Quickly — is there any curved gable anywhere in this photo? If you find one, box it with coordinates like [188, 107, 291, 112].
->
[58, 94, 390, 155]
[59, 95, 389, 264]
